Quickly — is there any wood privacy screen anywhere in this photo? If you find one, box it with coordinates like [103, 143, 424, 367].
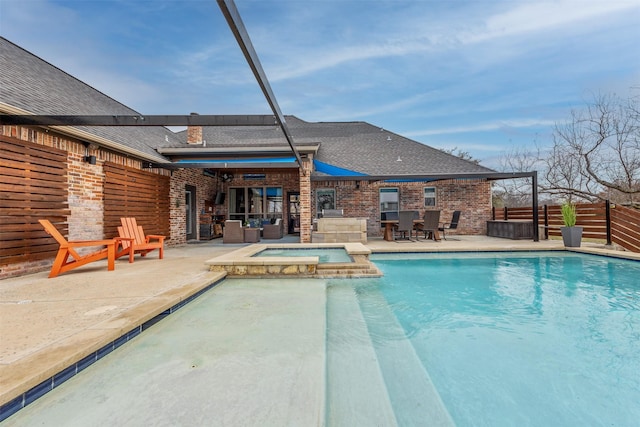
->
[494, 202, 640, 253]
[0, 136, 70, 264]
[611, 204, 640, 253]
[103, 163, 170, 240]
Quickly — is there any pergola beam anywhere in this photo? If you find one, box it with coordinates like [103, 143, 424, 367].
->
[217, 0, 305, 173]
[0, 114, 277, 127]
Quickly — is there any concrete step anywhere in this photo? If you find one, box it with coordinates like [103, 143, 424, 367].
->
[357, 286, 456, 427]
[326, 283, 398, 427]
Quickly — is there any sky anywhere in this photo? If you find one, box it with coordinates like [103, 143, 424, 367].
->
[1, 0, 639, 168]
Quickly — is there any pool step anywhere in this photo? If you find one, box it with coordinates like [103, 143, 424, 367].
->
[357, 287, 456, 427]
[316, 256, 382, 278]
[326, 283, 398, 426]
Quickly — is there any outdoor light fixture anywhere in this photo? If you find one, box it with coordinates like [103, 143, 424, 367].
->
[83, 142, 97, 165]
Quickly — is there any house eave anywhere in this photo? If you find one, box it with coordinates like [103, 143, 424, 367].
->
[157, 144, 319, 156]
[0, 103, 171, 164]
[310, 171, 534, 182]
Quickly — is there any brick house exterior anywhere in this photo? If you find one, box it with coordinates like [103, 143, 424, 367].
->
[1, 37, 498, 279]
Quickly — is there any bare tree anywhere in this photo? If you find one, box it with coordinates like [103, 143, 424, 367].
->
[494, 144, 543, 207]
[542, 93, 640, 205]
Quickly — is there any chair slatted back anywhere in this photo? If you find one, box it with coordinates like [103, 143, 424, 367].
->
[449, 211, 461, 229]
[422, 210, 441, 230]
[39, 219, 81, 258]
[39, 219, 68, 246]
[398, 211, 415, 232]
[120, 217, 146, 245]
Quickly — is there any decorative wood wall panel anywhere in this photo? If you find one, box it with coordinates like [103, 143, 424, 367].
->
[103, 163, 170, 239]
[0, 136, 69, 264]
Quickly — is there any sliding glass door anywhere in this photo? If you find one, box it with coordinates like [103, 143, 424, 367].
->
[228, 186, 283, 224]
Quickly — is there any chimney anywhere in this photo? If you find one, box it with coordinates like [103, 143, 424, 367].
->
[187, 112, 203, 145]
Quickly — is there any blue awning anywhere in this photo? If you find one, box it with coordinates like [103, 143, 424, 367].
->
[175, 157, 297, 165]
[313, 160, 367, 176]
[383, 178, 436, 183]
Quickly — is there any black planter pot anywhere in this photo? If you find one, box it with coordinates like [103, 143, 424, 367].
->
[561, 226, 583, 247]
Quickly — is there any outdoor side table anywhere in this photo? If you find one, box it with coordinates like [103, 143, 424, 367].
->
[243, 227, 260, 243]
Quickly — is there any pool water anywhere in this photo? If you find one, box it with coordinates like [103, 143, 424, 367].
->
[327, 252, 640, 426]
[6, 251, 639, 426]
[254, 247, 351, 263]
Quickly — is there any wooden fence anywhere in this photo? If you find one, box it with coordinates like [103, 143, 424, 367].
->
[493, 202, 640, 253]
[0, 136, 70, 264]
[103, 163, 170, 239]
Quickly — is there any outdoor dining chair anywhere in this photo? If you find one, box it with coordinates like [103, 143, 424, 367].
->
[417, 210, 441, 241]
[394, 210, 416, 241]
[439, 210, 461, 240]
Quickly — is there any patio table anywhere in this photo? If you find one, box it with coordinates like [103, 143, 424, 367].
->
[381, 220, 441, 241]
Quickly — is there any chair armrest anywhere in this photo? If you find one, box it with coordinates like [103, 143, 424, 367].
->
[66, 239, 116, 247]
[114, 237, 135, 263]
[145, 234, 166, 243]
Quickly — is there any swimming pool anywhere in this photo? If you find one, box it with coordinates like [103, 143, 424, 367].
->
[327, 252, 640, 426]
[5, 252, 639, 426]
[254, 247, 352, 263]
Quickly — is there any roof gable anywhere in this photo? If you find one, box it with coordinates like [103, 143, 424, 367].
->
[0, 37, 178, 162]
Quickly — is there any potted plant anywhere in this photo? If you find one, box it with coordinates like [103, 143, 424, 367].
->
[560, 202, 582, 247]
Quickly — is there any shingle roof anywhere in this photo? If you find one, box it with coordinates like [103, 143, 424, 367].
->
[0, 37, 177, 162]
[2, 37, 495, 177]
[176, 116, 495, 176]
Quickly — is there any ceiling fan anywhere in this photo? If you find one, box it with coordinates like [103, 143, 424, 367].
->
[221, 172, 234, 183]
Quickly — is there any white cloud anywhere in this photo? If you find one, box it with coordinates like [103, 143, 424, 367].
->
[405, 119, 557, 138]
[255, 0, 639, 82]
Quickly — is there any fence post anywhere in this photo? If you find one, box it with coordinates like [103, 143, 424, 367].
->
[504, 207, 508, 221]
[544, 204, 549, 239]
[605, 200, 612, 246]
[492, 206, 495, 220]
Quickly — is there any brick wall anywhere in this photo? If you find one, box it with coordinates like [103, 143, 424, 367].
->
[311, 178, 492, 236]
[68, 151, 105, 241]
[169, 169, 218, 244]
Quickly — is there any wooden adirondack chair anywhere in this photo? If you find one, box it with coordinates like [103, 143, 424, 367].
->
[39, 219, 122, 278]
[116, 217, 165, 260]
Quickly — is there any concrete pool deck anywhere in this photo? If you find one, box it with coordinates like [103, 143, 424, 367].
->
[1, 235, 637, 423]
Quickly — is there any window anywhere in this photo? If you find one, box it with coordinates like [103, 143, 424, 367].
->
[424, 187, 436, 207]
[316, 188, 336, 217]
[228, 186, 283, 223]
[380, 187, 399, 220]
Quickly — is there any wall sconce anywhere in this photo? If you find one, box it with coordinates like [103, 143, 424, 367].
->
[83, 142, 97, 164]
[355, 181, 360, 189]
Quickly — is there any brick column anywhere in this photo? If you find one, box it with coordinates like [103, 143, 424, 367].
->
[299, 158, 312, 243]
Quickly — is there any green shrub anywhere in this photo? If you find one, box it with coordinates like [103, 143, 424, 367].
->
[561, 202, 577, 227]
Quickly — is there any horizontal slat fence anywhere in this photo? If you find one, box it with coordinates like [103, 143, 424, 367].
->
[494, 201, 640, 252]
[0, 136, 69, 264]
[103, 163, 170, 239]
[611, 204, 640, 253]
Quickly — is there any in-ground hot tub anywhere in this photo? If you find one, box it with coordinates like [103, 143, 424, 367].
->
[205, 243, 381, 278]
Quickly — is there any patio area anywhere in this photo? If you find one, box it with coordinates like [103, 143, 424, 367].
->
[1, 235, 636, 423]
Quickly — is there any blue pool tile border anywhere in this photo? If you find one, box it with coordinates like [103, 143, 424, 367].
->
[0, 277, 224, 423]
